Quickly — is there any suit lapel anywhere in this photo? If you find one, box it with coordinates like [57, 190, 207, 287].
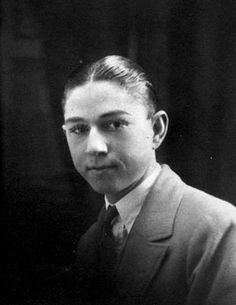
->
[115, 230, 168, 299]
[115, 165, 185, 299]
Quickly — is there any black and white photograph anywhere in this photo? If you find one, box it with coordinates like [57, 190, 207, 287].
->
[1, 1, 236, 304]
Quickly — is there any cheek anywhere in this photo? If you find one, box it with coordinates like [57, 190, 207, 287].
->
[123, 131, 153, 154]
[67, 141, 83, 166]
[114, 135, 152, 169]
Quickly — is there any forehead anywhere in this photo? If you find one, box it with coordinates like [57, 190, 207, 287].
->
[64, 81, 147, 121]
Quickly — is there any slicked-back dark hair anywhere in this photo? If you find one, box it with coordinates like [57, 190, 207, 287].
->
[62, 55, 158, 117]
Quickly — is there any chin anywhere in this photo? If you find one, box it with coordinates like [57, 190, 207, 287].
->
[89, 181, 122, 196]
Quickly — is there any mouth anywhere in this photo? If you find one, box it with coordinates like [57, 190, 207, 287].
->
[87, 165, 116, 172]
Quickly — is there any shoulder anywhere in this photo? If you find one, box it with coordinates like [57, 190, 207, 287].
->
[175, 186, 236, 290]
[154, 164, 236, 234]
[77, 206, 105, 253]
[172, 183, 236, 260]
[78, 222, 99, 250]
[156, 165, 236, 246]
[179, 184, 236, 228]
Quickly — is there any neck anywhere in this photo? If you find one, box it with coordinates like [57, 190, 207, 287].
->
[106, 162, 159, 204]
[106, 178, 143, 204]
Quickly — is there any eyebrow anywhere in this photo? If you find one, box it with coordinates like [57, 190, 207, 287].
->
[100, 110, 130, 119]
[64, 110, 130, 124]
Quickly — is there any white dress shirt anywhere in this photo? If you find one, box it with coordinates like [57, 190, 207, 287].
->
[105, 163, 161, 239]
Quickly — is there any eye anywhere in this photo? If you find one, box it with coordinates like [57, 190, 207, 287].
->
[69, 123, 90, 135]
[102, 119, 128, 131]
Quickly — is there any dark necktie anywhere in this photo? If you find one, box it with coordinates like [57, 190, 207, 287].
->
[99, 205, 119, 281]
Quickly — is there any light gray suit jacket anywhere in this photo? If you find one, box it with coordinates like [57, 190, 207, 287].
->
[75, 165, 236, 305]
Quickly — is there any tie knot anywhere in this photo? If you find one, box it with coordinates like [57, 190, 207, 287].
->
[104, 205, 118, 235]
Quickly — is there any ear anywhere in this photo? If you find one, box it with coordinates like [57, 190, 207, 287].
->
[152, 110, 168, 150]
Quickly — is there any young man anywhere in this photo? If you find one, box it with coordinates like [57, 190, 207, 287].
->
[62, 55, 236, 305]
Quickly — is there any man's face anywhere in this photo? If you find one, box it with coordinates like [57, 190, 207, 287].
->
[63, 81, 157, 202]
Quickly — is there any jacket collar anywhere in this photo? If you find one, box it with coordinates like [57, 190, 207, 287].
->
[132, 164, 185, 241]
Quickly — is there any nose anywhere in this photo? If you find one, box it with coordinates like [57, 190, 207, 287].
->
[85, 127, 108, 155]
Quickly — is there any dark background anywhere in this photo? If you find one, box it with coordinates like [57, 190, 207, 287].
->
[1, 0, 236, 304]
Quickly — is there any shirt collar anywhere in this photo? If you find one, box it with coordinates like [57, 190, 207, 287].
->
[105, 163, 161, 232]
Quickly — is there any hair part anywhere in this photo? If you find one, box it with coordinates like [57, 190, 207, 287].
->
[62, 55, 158, 117]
